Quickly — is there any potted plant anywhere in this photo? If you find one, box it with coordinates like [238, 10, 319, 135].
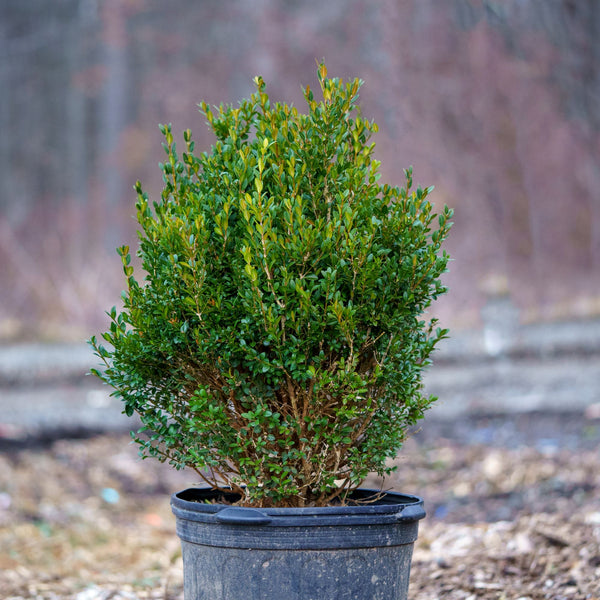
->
[90, 63, 452, 599]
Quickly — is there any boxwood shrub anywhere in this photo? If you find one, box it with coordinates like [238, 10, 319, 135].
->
[90, 63, 453, 507]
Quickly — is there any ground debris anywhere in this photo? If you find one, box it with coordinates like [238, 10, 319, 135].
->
[410, 510, 600, 600]
[0, 413, 599, 599]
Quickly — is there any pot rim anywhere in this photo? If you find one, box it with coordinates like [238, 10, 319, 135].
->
[171, 486, 425, 524]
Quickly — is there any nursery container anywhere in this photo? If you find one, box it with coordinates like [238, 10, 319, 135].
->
[171, 487, 425, 600]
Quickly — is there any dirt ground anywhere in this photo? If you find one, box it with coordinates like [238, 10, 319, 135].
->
[0, 411, 599, 600]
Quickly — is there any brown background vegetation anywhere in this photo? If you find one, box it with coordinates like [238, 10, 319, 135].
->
[1, 0, 599, 341]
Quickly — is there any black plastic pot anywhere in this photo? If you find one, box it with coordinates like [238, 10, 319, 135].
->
[171, 487, 425, 600]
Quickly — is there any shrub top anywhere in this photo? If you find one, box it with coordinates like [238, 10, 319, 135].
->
[90, 63, 452, 507]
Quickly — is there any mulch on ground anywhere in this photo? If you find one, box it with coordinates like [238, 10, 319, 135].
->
[1, 412, 599, 600]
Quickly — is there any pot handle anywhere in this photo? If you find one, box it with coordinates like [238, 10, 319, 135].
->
[216, 506, 272, 525]
[397, 503, 426, 523]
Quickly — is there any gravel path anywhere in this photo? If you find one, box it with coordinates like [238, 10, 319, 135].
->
[1, 318, 599, 437]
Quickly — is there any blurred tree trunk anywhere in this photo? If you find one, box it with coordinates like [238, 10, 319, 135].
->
[584, 1, 600, 272]
[0, 63, 15, 217]
[99, 0, 129, 251]
[65, 3, 89, 264]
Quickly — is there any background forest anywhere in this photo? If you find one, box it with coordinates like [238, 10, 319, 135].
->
[1, 4, 600, 599]
[1, 0, 599, 341]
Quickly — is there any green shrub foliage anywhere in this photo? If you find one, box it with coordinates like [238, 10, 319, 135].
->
[90, 63, 453, 507]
